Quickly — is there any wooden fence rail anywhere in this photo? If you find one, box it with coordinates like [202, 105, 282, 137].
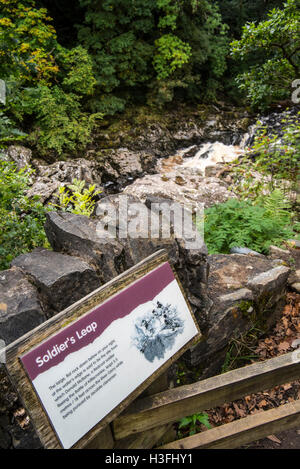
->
[159, 400, 300, 449]
[112, 350, 300, 448]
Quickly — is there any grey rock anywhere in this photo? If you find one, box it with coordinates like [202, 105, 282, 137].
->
[94, 105, 252, 157]
[269, 245, 292, 264]
[11, 248, 100, 314]
[270, 258, 287, 267]
[190, 254, 290, 369]
[5, 145, 32, 169]
[95, 193, 208, 285]
[230, 247, 263, 257]
[45, 205, 209, 329]
[27, 158, 101, 203]
[180, 145, 198, 158]
[44, 211, 126, 283]
[0, 267, 45, 345]
[96, 194, 179, 268]
[124, 172, 235, 209]
[110, 148, 143, 176]
[96, 193, 209, 317]
[218, 288, 254, 307]
[246, 266, 290, 293]
[291, 283, 300, 293]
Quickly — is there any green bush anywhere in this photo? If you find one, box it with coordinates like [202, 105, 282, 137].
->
[0, 111, 27, 148]
[0, 160, 49, 270]
[10, 84, 102, 156]
[51, 178, 101, 217]
[231, 113, 300, 202]
[1, 1, 101, 157]
[203, 197, 298, 255]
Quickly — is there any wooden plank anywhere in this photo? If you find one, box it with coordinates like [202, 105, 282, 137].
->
[113, 372, 171, 449]
[158, 400, 300, 449]
[113, 351, 300, 440]
[5, 249, 201, 449]
[155, 425, 177, 447]
[84, 425, 114, 449]
[113, 425, 171, 449]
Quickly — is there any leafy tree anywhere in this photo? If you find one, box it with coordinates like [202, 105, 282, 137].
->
[0, 0, 58, 83]
[77, 0, 229, 111]
[231, 112, 300, 202]
[216, 0, 285, 39]
[8, 84, 102, 156]
[230, 0, 300, 109]
[0, 0, 101, 156]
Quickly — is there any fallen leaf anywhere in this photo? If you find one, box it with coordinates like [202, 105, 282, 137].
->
[283, 383, 292, 391]
[258, 399, 268, 408]
[233, 402, 246, 418]
[277, 341, 291, 352]
[267, 435, 281, 444]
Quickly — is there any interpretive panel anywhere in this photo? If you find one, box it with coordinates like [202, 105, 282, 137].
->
[5, 251, 201, 448]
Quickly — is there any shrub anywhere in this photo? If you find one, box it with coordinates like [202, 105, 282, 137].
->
[203, 197, 298, 255]
[77, 0, 229, 111]
[0, 160, 49, 270]
[231, 113, 300, 203]
[51, 179, 102, 217]
[0, 111, 27, 148]
[0, 0, 58, 84]
[10, 85, 102, 156]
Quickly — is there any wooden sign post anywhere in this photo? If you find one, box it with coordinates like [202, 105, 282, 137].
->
[5, 250, 201, 449]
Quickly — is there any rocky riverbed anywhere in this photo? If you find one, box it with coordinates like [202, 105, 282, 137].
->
[3, 103, 254, 202]
[4, 104, 299, 209]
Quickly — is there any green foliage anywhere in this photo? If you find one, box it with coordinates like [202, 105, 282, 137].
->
[204, 197, 298, 255]
[10, 84, 102, 156]
[250, 117, 300, 188]
[56, 45, 97, 96]
[259, 189, 294, 221]
[0, 111, 27, 147]
[178, 413, 211, 436]
[217, 0, 285, 39]
[51, 179, 102, 217]
[153, 34, 191, 80]
[0, 0, 230, 151]
[0, 160, 49, 270]
[231, 113, 300, 200]
[0, 0, 58, 83]
[77, 0, 156, 113]
[77, 0, 229, 111]
[1, 0, 101, 156]
[230, 0, 300, 109]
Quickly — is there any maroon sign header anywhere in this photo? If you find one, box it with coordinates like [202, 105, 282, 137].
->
[21, 262, 175, 381]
